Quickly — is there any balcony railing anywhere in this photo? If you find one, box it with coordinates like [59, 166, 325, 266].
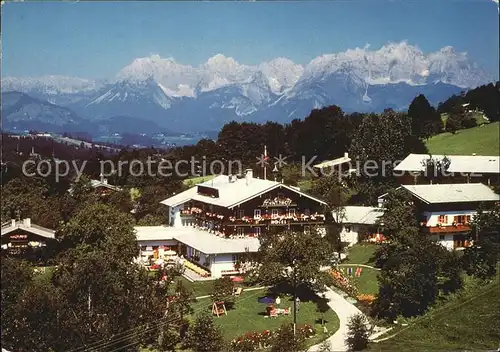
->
[191, 224, 258, 240]
[227, 213, 325, 225]
[421, 223, 472, 234]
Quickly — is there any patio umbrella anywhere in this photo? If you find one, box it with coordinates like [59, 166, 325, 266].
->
[231, 276, 244, 283]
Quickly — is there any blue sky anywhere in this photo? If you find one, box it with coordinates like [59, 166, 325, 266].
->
[2, 0, 499, 79]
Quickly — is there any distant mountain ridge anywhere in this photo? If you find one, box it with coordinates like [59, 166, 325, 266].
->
[2, 41, 496, 133]
[1, 92, 171, 136]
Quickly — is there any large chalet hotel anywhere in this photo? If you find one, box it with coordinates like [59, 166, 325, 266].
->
[135, 169, 328, 278]
[3, 153, 497, 279]
[133, 153, 499, 279]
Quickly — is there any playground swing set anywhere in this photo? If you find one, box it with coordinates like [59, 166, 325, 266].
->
[212, 301, 227, 317]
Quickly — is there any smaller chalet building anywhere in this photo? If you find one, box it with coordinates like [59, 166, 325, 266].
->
[333, 206, 385, 246]
[68, 175, 122, 197]
[1, 218, 56, 261]
[135, 226, 260, 278]
[135, 169, 328, 278]
[313, 152, 356, 176]
[394, 154, 500, 186]
[89, 177, 122, 196]
[379, 183, 500, 250]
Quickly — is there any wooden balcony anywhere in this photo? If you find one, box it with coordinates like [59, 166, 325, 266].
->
[226, 221, 324, 227]
[421, 224, 472, 234]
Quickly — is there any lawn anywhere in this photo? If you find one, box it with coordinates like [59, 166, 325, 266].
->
[182, 174, 216, 187]
[369, 278, 500, 351]
[343, 243, 377, 266]
[339, 244, 379, 295]
[190, 286, 339, 347]
[339, 266, 379, 295]
[179, 277, 215, 297]
[425, 122, 499, 156]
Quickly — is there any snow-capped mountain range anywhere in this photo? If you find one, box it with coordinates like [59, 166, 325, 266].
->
[2, 41, 495, 133]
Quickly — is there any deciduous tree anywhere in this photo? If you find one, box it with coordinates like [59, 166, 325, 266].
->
[247, 229, 335, 333]
[211, 276, 235, 308]
[376, 188, 418, 241]
[56, 203, 138, 264]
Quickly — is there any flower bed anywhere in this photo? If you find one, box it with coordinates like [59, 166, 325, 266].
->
[357, 294, 376, 305]
[184, 260, 210, 277]
[230, 324, 316, 350]
[330, 269, 359, 298]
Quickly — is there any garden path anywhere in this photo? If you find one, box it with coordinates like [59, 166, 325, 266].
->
[307, 286, 363, 352]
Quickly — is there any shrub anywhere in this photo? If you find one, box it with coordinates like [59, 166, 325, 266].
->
[186, 314, 224, 352]
[356, 294, 376, 305]
[345, 314, 371, 351]
[270, 323, 306, 352]
[230, 324, 316, 352]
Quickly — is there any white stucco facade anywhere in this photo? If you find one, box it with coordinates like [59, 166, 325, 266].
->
[211, 254, 240, 277]
[430, 234, 455, 250]
[422, 210, 476, 227]
[340, 225, 361, 247]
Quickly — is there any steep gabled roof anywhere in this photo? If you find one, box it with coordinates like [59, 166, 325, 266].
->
[313, 153, 351, 170]
[394, 154, 500, 174]
[1, 220, 55, 239]
[90, 180, 122, 191]
[160, 174, 327, 209]
[334, 206, 384, 225]
[401, 183, 500, 204]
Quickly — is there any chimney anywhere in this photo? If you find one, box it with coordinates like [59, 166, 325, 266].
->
[103, 178, 108, 185]
[344, 152, 349, 159]
[245, 169, 253, 179]
[23, 218, 31, 227]
[245, 169, 253, 186]
[100, 173, 104, 183]
[11, 219, 16, 227]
